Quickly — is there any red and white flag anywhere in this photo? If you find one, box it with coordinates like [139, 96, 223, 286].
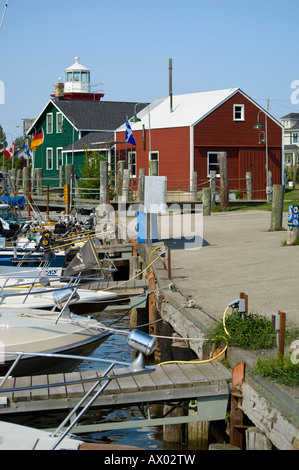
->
[3, 142, 15, 159]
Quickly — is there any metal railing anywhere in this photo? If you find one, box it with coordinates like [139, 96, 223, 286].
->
[0, 336, 156, 450]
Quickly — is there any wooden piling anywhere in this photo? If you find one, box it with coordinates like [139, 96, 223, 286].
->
[270, 184, 284, 231]
[203, 187, 211, 216]
[219, 152, 229, 211]
[230, 362, 245, 449]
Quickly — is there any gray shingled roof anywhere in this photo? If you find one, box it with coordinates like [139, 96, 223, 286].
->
[53, 98, 149, 131]
[63, 131, 114, 151]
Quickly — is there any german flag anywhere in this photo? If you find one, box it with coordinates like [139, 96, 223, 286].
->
[30, 129, 44, 151]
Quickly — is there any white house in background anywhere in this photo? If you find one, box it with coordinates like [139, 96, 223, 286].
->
[281, 113, 299, 167]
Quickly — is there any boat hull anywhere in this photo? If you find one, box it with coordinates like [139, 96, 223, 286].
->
[0, 309, 110, 377]
[0, 333, 109, 377]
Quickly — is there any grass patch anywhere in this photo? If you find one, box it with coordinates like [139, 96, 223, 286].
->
[253, 353, 299, 387]
[207, 309, 298, 350]
[207, 310, 277, 350]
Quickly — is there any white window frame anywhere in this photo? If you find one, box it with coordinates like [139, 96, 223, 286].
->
[128, 151, 137, 178]
[46, 113, 53, 134]
[56, 147, 63, 170]
[56, 112, 63, 133]
[149, 151, 159, 161]
[292, 132, 298, 144]
[46, 147, 54, 170]
[233, 104, 245, 121]
[207, 152, 220, 177]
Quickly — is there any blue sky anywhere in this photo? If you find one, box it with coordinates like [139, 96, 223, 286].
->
[1, 0, 299, 143]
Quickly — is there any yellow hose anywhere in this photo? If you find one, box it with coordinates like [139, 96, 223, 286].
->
[157, 306, 232, 366]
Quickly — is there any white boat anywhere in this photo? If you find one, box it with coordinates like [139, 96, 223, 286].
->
[0, 330, 157, 450]
[0, 304, 110, 377]
[0, 284, 118, 316]
[0, 421, 84, 450]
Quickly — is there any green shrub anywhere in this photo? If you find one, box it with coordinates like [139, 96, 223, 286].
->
[253, 354, 299, 386]
[207, 310, 276, 350]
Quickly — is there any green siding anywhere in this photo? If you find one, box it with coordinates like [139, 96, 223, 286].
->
[33, 102, 80, 187]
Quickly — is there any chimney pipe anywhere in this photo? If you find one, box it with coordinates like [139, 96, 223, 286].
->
[55, 81, 64, 100]
[169, 58, 173, 112]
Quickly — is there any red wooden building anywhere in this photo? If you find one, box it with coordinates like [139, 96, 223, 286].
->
[115, 88, 283, 199]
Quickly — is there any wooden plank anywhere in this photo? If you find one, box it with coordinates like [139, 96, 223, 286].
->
[177, 363, 209, 385]
[101, 370, 121, 396]
[0, 377, 15, 400]
[31, 374, 49, 401]
[149, 366, 175, 390]
[64, 372, 85, 398]
[13, 376, 31, 402]
[113, 368, 139, 393]
[161, 364, 191, 388]
[199, 362, 232, 384]
[79, 370, 105, 393]
[48, 374, 67, 399]
[132, 371, 157, 392]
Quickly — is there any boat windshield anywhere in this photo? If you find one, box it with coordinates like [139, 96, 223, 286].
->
[0, 207, 24, 224]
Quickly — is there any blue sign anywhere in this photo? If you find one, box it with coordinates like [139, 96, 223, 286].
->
[288, 205, 299, 230]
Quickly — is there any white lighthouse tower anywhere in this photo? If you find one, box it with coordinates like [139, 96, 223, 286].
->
[64, 57, 91, 93]
[53, 57, 104, 101]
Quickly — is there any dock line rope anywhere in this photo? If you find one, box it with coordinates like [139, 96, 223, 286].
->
[100, 250, 164, 291]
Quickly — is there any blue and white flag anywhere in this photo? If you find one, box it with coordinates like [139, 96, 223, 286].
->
[22, 140, 31, 157]
[125, 117, 136, 146]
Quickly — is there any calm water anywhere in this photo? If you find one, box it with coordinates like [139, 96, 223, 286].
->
[75, 308, 202, 451]
[76, 307, 166, 450]
[13, 307, 209, 450]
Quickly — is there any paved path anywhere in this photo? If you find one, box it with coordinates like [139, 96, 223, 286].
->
[169, 210, 299, 329]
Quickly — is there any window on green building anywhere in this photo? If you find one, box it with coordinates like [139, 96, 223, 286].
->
[46, 113, 53, 134]
[56, 113, 63, 133]
[46, 148, 53, 170]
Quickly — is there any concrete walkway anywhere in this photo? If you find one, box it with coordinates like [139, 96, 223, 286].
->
[169, 210, 299, 329]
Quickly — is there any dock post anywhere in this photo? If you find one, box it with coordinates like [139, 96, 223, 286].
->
[190, 171, 197, 201]
[117, 161, 126, 197]
[23, 166, 30, 198]
[188, 419, 210, 449]
[203, 187, 211, 216]
[137, 168, 146, 203]
[270, 184, 284, 231]
[219, 152, 229, 211]
[35, 168, 43, 196]
[122, 169, 130, 202]
[246, 172, 252, 201]
[100, 160, 108, 204]
[230, 362, 245, 449]
[210, 170, 217, 208]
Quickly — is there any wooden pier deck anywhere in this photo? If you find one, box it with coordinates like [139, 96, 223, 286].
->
[0, 361, 231, 433]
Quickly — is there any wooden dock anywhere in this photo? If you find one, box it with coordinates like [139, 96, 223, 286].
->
[0, 361, 231, 433]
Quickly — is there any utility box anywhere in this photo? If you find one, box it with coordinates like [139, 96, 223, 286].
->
[144, 176, 167, 214]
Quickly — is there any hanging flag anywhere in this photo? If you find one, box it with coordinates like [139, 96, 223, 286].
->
[63, 238, 102, 277]
[3, 142, 15, 159]
[125, 117, 136, 146]
[30, 129, 44, 151]
[22, 140, 31, 157]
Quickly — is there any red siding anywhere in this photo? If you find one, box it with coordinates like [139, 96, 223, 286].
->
[193, 91, 282, 198]
[115, 91, 283, 199]
[193, 92, 282, 148]
[116, 127, 190, 190]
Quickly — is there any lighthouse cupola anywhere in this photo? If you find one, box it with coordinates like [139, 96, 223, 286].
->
[64, 57, 91, 93]
[56, 57, 103, 101]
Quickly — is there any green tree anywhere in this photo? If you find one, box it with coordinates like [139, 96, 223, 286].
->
[78, 149, 103, 199]
[0, 124, 7, 148]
